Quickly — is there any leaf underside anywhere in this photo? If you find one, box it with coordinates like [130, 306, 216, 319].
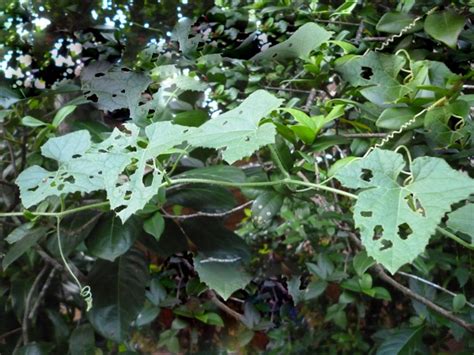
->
[335, 149, 474, 273]
[16, 90, 282, 222]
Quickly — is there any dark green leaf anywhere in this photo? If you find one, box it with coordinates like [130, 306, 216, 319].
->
[86, 215, 139, 261]
[88, 248, 148, 342]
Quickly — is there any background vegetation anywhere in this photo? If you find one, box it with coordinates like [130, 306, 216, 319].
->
[1, 0, 473, 353]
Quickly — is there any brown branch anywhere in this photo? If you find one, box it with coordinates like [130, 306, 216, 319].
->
[347, 233, 474, 333]
[313, 19, 361, 27]
[29, 266, 60, 320]
[162, 201, 253, 220]
[341, 133, 388, 138]
[0, 328, 21, 342]
[22, 265, 49, 344]
[208, 290, 245, 323]
[304, 88, 317, 112]
[263, 86, 312, 94]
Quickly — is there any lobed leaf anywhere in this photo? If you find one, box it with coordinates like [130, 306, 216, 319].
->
[335, 149, 474, 273]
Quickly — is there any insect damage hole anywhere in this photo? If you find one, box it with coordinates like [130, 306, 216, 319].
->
[360, 66, 374, 80]
[404, 193, 426, 217]
[360, 211, 372, 217]
[373, 225, 384, 241]
[379, 239, 393, 251]
[397, 223, 413, 240]
[360, 168, 373, 182]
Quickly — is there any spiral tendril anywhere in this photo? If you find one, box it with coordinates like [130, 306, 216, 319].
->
[374, 7, 438, 52]
[56, 216, 93, 311]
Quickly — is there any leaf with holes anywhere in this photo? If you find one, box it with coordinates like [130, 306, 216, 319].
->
[81, 62, 152, 113]
[16, 130, 131, 208]
[251, 22, 331, 61]
[335, 149, 474, 273]
[336, 52, 409, 105]
[16, 121, 195, 222]
[189, 90, 283, 163]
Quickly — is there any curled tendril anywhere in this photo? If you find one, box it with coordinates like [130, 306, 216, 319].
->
[56, 216, 93, 311]
[374, 7, 438, 52]
[80, 285, 93, 312]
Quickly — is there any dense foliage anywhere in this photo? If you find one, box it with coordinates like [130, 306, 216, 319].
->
[1, 0, 474, 353]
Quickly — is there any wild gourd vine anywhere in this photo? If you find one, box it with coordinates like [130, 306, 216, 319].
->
[1, 2, 474, 352]
[5, 77, 474, 299]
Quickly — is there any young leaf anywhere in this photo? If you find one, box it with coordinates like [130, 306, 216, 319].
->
[424, 10, 465, 48]
[21, 116, 48, 127]
[143, 212, 165, 241]
[335, 149, 474, 273]
[52, 105, 76, 128]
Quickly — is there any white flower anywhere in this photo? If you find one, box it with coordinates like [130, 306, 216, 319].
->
[68, 43, 82, 55]
[18, 54, 32, 66]
[4, 67, 24, 79]
[54, 55, 75, 67]
[34, 79, 46, 89]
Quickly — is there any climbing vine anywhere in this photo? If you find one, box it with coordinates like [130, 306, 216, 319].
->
[1, 1, 473, 353]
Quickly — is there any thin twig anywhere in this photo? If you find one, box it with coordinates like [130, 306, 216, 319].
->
[22, 265, 49, 345]
[162, 201, 253, 220]
[354, 22, 365, 44]
[397, 271, 474, 309]
[304, 88, 317, 112]
[263, 86, 312, 94]
[313, 19, 361, 27]
[341, 133, 387, 138]
[29, 266, 60, 320]
[346, 232, 474, 332]
[0, 328, 21, 342]
[208, 290, 245, 323]
[362, 36, 387, 41]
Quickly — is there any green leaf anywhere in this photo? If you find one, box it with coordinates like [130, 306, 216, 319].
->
[376, 12, 422, 33]
[331, 0, 357, 16]
[143, 212, 165, 241]
[335, 148, 474, 273]
[88, 248, 148, 342]
[328, 156, 358, 177]
[69, 325, 96, 355]
[189, 90, 283, 164]
[86, 215, 139, 261]
[194, 254, 252, 300]
[251, 22, 331, 61]
[424, 10, 465, 48]
[336, 52, 409, 105]
[195, 312, 225, 327]
[452, 294, 466, 312]
[251, 191, 284, 227]
[376, 107, 420, 130]
[304, 280, 328, 301]
[174, 166, 246, 183]
[376, 327, 423, 355]
[2, 227, 47, 270]
[0, 86, 21, 108]
[353, 251, 376, 276]
[21, 116, 48, 128]
[447, 204, 474, 241]
[358, 273, 373, 291]
[52, 105, 76, 128]
[81, 62, 152, 113]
